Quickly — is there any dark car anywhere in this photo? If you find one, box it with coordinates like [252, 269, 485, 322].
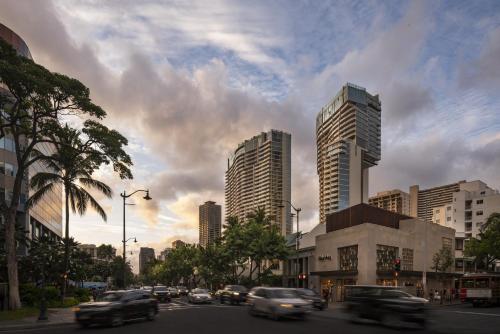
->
[177, 286, 188, 296]
[74, 290, 159, 328]
[152, 285, 171, 303]
[295, 288, 327, 310]
[219, 285, 248, 305]
[344, 285, 428, 328]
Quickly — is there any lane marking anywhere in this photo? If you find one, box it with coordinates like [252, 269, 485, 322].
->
[447, 310, 500, 317]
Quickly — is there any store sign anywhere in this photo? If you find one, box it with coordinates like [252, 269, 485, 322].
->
[318, 255, 332, 261]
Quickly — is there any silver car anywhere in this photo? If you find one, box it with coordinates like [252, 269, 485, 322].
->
[247, 287, 312, 320]
[188, 288, 213, 304]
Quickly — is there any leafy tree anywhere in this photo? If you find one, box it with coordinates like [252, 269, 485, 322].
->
[464, 213, 500, 271]
[198, 241, 231, 289]
[0, 39, 106, 309]
[222, 216, 250, 283]
[109, 256, 133, 288]
[432, 247, 454, 273]
[96, 244, 116, 261]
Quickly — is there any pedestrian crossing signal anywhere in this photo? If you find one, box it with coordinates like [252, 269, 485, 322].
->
[394, 258, 401, 272]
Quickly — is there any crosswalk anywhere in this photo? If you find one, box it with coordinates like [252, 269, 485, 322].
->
[158, 299, 237, 312]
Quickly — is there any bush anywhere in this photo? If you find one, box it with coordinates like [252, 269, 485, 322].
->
[73, 288, 91, 303]
[20, 284, 40, 307]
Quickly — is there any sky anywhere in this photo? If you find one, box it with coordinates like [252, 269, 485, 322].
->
[1, 0, 500, 272]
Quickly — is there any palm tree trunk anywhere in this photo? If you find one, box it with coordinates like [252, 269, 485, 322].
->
[62, 186, 70, 303]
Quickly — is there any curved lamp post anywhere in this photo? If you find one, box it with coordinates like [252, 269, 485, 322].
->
[279, 200, 301, 288]
[120, 189, 152, 288]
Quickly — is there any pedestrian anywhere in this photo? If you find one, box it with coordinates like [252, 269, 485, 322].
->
[429, 290, 434, 303]
[322, 288, 329, 306]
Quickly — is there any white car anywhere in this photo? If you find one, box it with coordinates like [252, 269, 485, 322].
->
[167, 287, 179, 298]
[247, 287, 311, 320]
[188, 288, 213, 304]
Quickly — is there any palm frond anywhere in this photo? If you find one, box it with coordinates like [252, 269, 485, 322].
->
[78, 178, 113, 198]
[27, 183, 55, 209]
[77, 186, 107, 221]
[30, 172, 62, 190]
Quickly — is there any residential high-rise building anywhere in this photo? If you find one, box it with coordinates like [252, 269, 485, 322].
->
[409, 180, 465, 222]
[225, 130, 292, 235]
[369, 189, 411, 216]
[157, 248, 172, 261]
[316, 83, 381, 224]
[199, 201, 221, 247]
[139, 247, 155, 274]
[0, 23, 62, 248]
[429, 180, 500, 272]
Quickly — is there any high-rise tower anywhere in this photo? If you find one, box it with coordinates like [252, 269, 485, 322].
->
[225, 130, 292, 235]
[316, 83, 381, 224]
[199, 201, 221, 247]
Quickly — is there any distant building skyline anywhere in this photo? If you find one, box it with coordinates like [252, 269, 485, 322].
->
[369, 189, 411, 216]
[139, 247, 155, 274]
[199, 201, 221, 247]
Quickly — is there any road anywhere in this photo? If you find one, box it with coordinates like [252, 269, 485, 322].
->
[3, 298, 500, 334]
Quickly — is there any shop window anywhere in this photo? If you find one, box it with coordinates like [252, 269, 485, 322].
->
[376, 244, 398, 271]
[338, 245, 358, 271]
[402, 248, 413, 271]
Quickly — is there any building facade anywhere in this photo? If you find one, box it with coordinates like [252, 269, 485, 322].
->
[430, 180, 500, 272]
[311, 204, 456, 300]
[409, 181, 465, 222]
[139, 247, 155, 274]
[0, 23, 62, 248]
[225, 130, 292, 235]
[78, 244, 98, 260]
[199, 201, 221, 247]
[369, 189, 410, 216]
[316, 83, 381, 224]
[158, 248, 172, 261]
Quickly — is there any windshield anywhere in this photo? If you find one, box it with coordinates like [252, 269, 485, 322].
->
[381, 289, 413, 298]
[268, 289, 299, 299]
[154, 286, 167, 292]
[230, 285, 248, 292]
[100, 292, 123, 302]
[193, 289, 209, 294]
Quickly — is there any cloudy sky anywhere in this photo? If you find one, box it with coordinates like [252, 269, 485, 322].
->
[1, 0, 500, 271]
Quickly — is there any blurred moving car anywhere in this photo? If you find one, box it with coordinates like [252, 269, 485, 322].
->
[152, 285, 171, 303]
[141, 286, 153, 292]
[247, 287, 311, 320]
[219, 285, 248, 305]
[167, 287, 180, 298]
[74, 290, 158, 328]
[344, 285, 428, 328]
[295, 288, 327, 310]
[177, 286, 188, 296]
[188, 288, 213, 304]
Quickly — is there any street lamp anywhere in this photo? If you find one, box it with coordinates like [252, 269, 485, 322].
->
[279, 200, 301, 288]
[120, 189, 152, 288]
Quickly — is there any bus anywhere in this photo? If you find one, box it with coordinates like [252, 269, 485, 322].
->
[459, 273, 500, 307]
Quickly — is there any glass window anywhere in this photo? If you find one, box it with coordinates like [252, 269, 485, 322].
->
[476, 200, 483, 205]
[0, 162, 4, 174]
[376, 245, 398, 271]
[4, 163, 15, 176]
[402, 248, 413, 271]
[455, 239, 464, 250]
[476, 211, 483, 216]
[338, 245, 358, 271]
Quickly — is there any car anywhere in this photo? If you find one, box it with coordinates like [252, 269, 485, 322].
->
[141, 286, 153, 292]
[188, 288, 213, 304]
[152, 285, 171, 303]
[343, 285, 428, 328]
[295, 288, 327, 310]
[219, 285, 248, 305]
[247, 287, 312, 320]
[177, 286, 188, 296]
[167, 287, 179, 298]
[74, 290, 158, 328]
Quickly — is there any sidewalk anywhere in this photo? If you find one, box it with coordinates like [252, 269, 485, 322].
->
[0, 308, 75, 332]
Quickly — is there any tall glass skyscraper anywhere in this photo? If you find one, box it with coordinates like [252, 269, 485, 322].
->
[225, 130, 292, 235]
[0, 23, 62, 245]
[316, 83, 381, 224]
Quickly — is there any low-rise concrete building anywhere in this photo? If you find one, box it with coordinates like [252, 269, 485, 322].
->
[311, 204, 456, 300]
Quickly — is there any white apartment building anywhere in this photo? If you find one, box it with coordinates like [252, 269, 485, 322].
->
[431, 180, 500, 272]
[225, 130, 292, 235]
[316, 83, 381, 224]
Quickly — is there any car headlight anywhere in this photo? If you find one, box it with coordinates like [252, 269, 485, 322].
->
[279, 303, 294, 308]
[195, 296, 201, 299]
[232, 292, 240, 296]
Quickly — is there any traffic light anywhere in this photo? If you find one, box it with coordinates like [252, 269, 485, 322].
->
[394, 258, 401, 272]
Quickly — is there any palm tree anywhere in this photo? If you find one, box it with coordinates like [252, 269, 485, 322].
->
[28, 124, 112, 300]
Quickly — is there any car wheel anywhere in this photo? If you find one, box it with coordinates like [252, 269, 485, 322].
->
[110, 312, 124, 327]
[146, 307, 156, 321]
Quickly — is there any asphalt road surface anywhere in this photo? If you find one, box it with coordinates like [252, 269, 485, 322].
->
[4, 299, 500, 334]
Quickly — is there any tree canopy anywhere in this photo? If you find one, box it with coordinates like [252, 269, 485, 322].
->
[464, 212, 500, 271]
